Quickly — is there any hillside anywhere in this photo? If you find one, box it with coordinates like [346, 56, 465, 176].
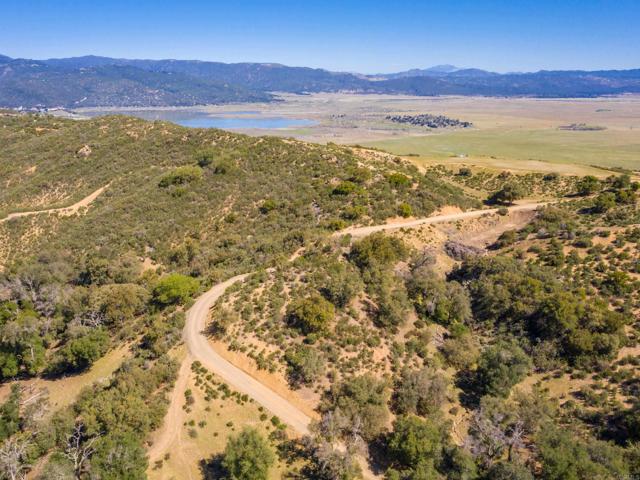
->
[0, 113, 638, 479]
[0, 113, 474, 270]
[2, 54, 640, 108]
[0, 112, 482, 478]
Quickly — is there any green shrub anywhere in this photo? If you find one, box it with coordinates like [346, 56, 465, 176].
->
[332, 181, 360, 196]
[576, 175, 600, 196]
[487, 184, 525, 205]
[387, 173, 411, 188]
[259, 199, 277, 214]
[158, 166, 203, 187]
[195, 149, 216, 167]
[397, 203, 413, 218]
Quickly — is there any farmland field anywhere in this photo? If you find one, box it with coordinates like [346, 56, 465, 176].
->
[366, 127, 640, 172]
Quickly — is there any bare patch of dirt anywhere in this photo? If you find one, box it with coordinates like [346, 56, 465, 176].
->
[76, 144, 92, 157]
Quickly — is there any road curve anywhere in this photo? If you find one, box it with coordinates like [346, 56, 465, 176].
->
[0, 185, 108, 224]
[182, 273, 312, 435]
[336, 201, 547, 238]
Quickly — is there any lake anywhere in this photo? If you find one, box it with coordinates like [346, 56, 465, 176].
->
[175, 115, 316, 129]
[81, 109, 316, 130]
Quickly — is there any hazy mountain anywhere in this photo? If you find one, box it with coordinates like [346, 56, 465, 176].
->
[373, 64, 463, 79]
[41, 55, 366, 93]
[1, 54, 639, 108]
[0, 56, 272, 108]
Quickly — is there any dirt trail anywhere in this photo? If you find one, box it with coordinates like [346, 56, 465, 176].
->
[147, 357, 191, 463]
[337, 201, 547, 238]
[0, 185, 108, 223]
[150, 200, 548, 478]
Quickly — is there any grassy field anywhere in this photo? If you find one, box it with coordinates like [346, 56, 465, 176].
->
[365, 127, 640, 172]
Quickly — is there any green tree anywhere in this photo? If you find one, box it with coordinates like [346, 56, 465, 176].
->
[323, 375, 389, 441]
[485, 461, 534, 480]
[284, 344, 325, 386]
[0, 385, 21, 441]
[89, 284, 148, 327]
[393, 368, 449, 416]
[537, 425, 628, 480]
[349, 233, 408, 274]
[287, 293, 335, 334]
[153, 274, 200, 305]
[387, 415, 449, 472]
[593, 192, 616, 213]
[90, 431, 148, 480]
[487, 184, 524, 205]
[222, 427, 275, 480]
[407, 269, 471, 326]
[312, 259, 363, 308]
[55, 328, 110, 372]
[476, 341, 531, 397]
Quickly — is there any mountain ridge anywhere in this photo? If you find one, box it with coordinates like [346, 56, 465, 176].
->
[2, 53, 640, 108]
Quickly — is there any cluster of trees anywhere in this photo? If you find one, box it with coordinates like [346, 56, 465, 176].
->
[0, 249, 199, 478]
[451, 256, 629, 367]
[348, 233, 411, 330]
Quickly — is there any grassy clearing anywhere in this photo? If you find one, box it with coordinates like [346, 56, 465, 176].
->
[0, 344, 129, 410]
[365, 127, 640, 172]
[148, 363, 296, 480]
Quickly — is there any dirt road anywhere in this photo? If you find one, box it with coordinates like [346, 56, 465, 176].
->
[337, 201, 547, 238]
[0, 185, 108, 223]
[182, 273, 313, 435]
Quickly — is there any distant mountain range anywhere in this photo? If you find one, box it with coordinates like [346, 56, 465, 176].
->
[1, 54, 639, 108]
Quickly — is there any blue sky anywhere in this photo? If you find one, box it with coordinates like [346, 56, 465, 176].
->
[1, 0, 638, 73]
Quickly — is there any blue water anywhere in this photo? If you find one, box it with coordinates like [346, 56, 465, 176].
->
[176, 116, 316, 129]
[82, 109, 316, 130]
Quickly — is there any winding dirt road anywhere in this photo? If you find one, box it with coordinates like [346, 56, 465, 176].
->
[0, 185, 108, 224]
[183, 273, 313, 434]
[150, 201, 548, 476]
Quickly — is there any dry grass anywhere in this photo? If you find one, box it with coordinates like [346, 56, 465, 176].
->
[147, 362, 298, 480]
[0, 344, 130, 411]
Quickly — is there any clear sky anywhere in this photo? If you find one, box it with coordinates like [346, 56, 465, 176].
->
[1, 0, 638, 73]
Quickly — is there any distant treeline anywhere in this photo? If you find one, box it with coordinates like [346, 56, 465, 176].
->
[386, 114, 472, 129]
